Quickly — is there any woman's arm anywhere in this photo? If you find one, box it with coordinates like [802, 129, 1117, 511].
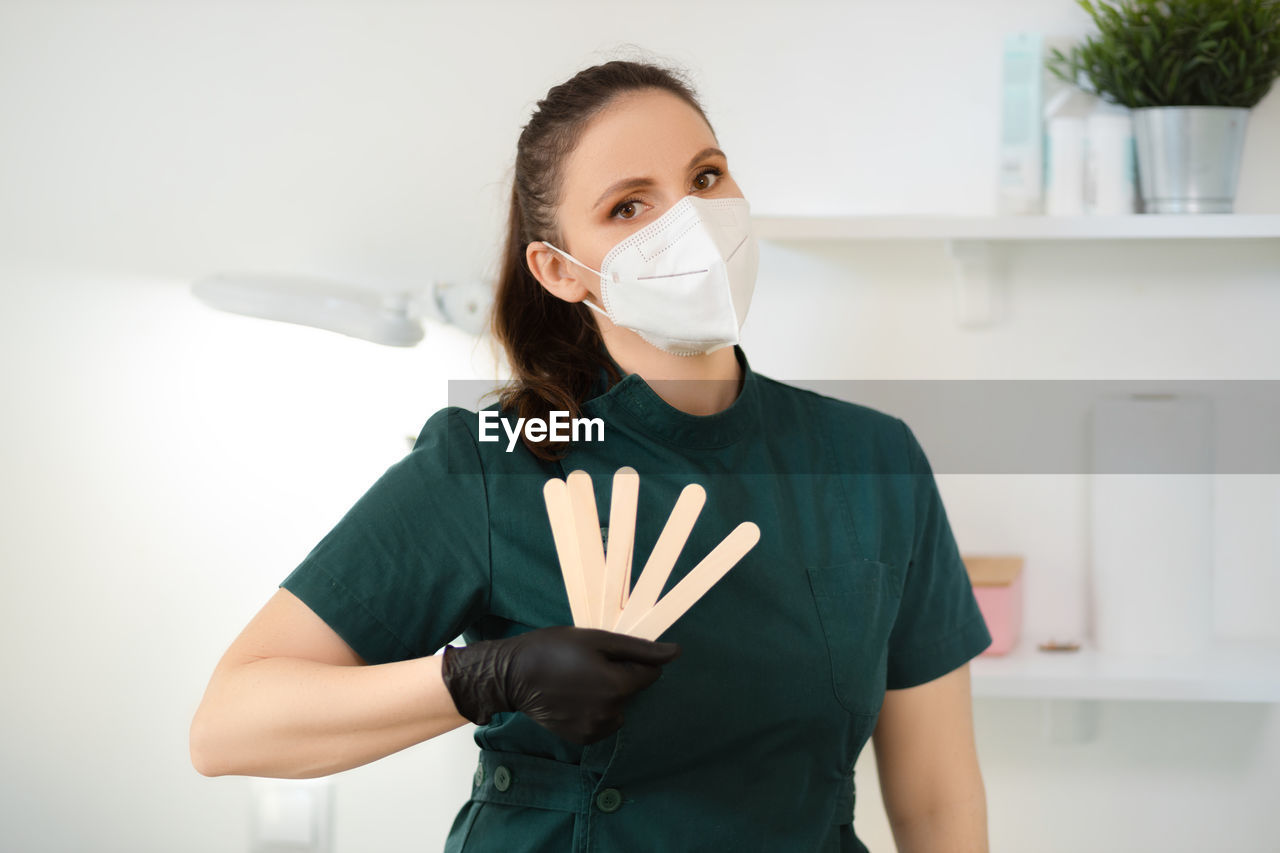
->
[871, 662, 989, 853]
[189, 588, 469, 779]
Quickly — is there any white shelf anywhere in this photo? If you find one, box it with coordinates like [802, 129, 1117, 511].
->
[970, 637, 1280, 703]
[751, 213, 1280, 327]
[753, 213, 1280, 241]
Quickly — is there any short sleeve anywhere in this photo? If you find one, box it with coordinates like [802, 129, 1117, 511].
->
[279, 406, 490, 666]
[885, 418, 992, 690]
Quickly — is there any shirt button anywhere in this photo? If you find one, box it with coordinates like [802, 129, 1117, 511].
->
[494, 765, 512, 792]
[595, 787, 623, 813]
[472, 763, 484, 788]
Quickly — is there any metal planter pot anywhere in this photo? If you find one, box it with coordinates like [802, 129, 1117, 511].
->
[1132, 106, 1249, 213]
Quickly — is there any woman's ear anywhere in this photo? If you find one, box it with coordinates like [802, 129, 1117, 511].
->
[526, 241, 594, 304]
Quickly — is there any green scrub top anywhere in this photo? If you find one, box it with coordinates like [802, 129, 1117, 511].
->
[280, 344, 991, 852]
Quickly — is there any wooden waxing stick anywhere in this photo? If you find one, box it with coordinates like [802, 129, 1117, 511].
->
[566, 470, 607, 629]
[601, 466, 639, 632]
[612, 482, 706, 635]
[542, 477, 591, 628]
[623, 521, 761, 642]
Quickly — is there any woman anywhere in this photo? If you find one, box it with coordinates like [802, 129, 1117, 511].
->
[190, 59, 992, 852]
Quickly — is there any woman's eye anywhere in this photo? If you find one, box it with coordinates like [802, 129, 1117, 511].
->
[609, 166, 725, 220]
[611, 198, 646, 220]
[692, 166, 722, 191]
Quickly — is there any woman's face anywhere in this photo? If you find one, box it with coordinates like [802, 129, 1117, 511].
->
[526, 87, 745, 312]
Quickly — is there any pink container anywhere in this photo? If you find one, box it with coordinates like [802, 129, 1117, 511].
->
[964, 555, 1024, 656]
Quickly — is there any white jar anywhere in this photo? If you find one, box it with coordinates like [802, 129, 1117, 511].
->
[1085, 104, 1138, 214]
[1045, 115, 1086, 215]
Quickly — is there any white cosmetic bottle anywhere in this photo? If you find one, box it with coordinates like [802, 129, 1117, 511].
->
[1045, 115, 1086, 215]
[1041, 83, 1094, 216]
[997, 32, 1045, 215]
[1084, 101, 1138, 214]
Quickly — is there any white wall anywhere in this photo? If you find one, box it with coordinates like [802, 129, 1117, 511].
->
[2, 1, 1277, 851]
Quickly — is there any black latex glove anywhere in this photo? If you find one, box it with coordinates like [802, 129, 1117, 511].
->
[441, 625, 682, 745]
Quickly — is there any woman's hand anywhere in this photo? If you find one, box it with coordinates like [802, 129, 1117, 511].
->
[441, 626, 682, 745]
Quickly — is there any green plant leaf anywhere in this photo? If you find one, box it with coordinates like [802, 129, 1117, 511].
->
[1058, 0, 1280, 106]
[1166, 64, 1182, 100]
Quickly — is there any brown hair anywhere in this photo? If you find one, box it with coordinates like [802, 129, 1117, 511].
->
[487, 57, 716, 461]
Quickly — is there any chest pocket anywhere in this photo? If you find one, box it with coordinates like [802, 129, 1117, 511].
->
[805, 558, 903, 718]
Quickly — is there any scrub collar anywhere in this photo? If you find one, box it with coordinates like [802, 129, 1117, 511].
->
[586, 342, 760, 450]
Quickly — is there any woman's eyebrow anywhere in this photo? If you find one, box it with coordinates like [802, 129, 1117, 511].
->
[591, 146, 726, 211]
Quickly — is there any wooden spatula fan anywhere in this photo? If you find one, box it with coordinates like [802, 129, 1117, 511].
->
[541, 466, 760, 641]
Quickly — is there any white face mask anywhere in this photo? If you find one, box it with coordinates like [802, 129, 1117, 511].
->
[541, 195, 759, 357]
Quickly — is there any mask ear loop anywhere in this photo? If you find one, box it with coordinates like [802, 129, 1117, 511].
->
[541, 241, 610, 318]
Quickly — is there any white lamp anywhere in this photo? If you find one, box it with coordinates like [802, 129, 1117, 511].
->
[190, 272, 493, 345]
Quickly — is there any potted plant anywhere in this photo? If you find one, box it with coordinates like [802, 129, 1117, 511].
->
[1047, 0, 1280, 213]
